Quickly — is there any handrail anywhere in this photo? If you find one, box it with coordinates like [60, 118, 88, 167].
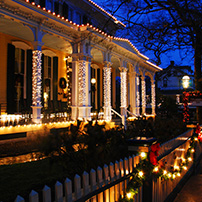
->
[111, 108, 126, 130]
[111, 108, 122, 119]
[126, 109, 136, 117]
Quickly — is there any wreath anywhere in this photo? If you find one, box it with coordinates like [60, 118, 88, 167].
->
[59, 77, 67, 89]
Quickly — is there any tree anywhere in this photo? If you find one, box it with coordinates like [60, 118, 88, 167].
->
[98, 0, 202, 123]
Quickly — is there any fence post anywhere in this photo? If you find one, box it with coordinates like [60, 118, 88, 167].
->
[124, 157, 129, 175]
[103, 164, 109, 202]
[43, 185, 51, 202]
[129, 156, 133, 173]
[55, 181, 63, 202]
[74, 174, 82, 199]
[114, 160, 120, 201]
[97, 166, 103, 187]
[115, 160, 120, 179]
[97, 166, 104, 202]
[109, 162, 115, 181]
[15, 195, 25, 202]
[65, 178, 72, 202]
[83, 171, 90, 195]
[90, 169, 96, 191]
[90, 169, 97, 202]
[29, 190, 39, 202]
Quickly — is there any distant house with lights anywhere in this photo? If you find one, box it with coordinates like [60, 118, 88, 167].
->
[157, 61, 194, 103]
[0, 0, 162, 124]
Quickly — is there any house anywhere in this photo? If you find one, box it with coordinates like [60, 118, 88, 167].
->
[157, 61, 194, 103]
[0, 0, 162, 124]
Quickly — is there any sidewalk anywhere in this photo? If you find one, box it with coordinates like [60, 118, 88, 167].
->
[173, 158, 202, 202]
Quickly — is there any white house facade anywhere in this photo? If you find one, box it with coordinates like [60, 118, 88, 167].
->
[0, 0, 162, 124]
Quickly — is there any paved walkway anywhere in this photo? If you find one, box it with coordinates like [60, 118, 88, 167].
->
[173, 159, 202, 202]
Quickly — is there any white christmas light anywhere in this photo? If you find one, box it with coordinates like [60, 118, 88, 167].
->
[78, 61, 86, 105]
[136, 76, 140, 109]
[32, 50, 42, 106]
[120, 68, 127, 108]
[141, 78, 146, 114]
[103, 66, 111, 107]
[151, 82, 156, 114]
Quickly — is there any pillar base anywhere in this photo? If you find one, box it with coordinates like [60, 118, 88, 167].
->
[31, 105, 42, 124]
[71, 106, 92, 121]
[103, 106, 111, 121]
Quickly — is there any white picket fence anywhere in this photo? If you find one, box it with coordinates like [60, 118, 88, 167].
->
[15, 155, 142, 202]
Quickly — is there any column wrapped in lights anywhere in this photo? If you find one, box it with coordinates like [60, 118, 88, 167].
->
[120, 68, 127, 116]
[66, 60, 71, 108]
[32, 50, 42, 106]
[78, 61, 86, 105]
[136, 76, 140, 115]
[141, 76, 146, 115]
[151, 81, 156, 115]
[103, 64, 111, 120]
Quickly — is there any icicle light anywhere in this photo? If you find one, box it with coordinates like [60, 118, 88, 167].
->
[32, 50, 42, 106]
[78, 61, 86, 105]
[103, 66, 111, 107]
[120, 69, 127, 108]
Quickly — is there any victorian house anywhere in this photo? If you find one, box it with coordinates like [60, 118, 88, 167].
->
[0, 0, 162, 124]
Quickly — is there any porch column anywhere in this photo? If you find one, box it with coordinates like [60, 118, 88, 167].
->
[129, 72, 137, 115]
[136, 76, 140, 116]
[71, 57, 91, 121]
[31, 41, 43, 124]
[151, 80, 156, 115]
[120, 67, 127, 116]
[141, 76, 146, 115]
[103, 62, 112, 120]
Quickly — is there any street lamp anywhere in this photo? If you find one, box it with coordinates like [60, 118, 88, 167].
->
[90, 78, 96, 111]
[182, 75, 190, 89]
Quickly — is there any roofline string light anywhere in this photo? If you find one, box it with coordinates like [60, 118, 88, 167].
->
[23, 0, 161, 70]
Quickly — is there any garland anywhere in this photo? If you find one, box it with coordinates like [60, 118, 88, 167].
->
[119, 129, 201, 201]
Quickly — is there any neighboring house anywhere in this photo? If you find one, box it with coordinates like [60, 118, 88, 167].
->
[0, 0, 162, 124]
[157, 61, 194, 103]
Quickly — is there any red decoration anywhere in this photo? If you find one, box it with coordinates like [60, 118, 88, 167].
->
[149, 143, 161, 165]
[196, 123, 201, 134]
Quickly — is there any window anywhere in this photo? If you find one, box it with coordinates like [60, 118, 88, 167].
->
[14, 48, 25, 112]
[69, 8, 73, 21]
[39, 0, 45, 8]
[83, 15, 88, 24]
[62, 2, 69, 19]
[54, 2, 59, 15]
[75, 12, 81, 24]
[43, 55, 52, 108]
[163, 78, 167, 87]
[46, 0, 52, 11]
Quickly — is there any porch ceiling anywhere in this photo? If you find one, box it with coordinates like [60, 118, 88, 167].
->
[0, 17, 34, 41]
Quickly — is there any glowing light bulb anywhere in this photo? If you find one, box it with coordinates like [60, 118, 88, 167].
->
[140, 152, 147, 158]
[139, 171, 144, 177]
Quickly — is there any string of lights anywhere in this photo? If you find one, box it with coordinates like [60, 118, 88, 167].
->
[78, 61, 86, 105]
[120, 69, 127, 108]
[103, 66, 111, 107]
[32, 50, 42, 106]
[151, 82, 156, 114]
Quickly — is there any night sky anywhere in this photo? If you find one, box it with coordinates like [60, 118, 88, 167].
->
[93, 0, 195, 70]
